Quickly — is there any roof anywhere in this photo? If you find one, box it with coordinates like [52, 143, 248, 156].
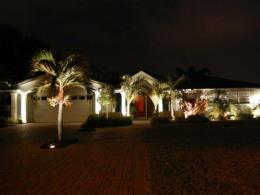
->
[176, 74, 260, 89]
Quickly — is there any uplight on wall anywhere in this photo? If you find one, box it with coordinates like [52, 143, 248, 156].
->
[20, 92, 27, 123]
[249, 94, 260, 107]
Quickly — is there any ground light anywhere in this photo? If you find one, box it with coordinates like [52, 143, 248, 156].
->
[40, 139, 78, 149]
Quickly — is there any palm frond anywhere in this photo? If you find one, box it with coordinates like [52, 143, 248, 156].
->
[35, 81, 52, 96]
[57, 66, 85, 89]
[58, 54, 77, 73]
[31, 50, 56, 76]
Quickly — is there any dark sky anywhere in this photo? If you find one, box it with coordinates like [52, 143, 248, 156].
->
[1, 0, 260, 83]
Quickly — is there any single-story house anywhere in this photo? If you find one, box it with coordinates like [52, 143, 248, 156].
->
[1, 70, 260, 123]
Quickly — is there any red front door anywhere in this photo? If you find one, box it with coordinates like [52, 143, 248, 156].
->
[135, 96, 145, 117]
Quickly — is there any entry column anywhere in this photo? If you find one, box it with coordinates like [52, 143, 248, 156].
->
[11, 92, 18, 122]
[120, 91, 126, 116]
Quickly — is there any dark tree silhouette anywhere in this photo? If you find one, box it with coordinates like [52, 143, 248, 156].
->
[0, 24, 50, 82]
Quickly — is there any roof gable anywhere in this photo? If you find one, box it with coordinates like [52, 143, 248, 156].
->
[129, 70, 158, 85]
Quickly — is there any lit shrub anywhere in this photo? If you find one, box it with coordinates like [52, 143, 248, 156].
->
[251, 106, 260, 119]
[80, 114, 132, 131]
[158, 111, 172, 119]
[174, 110, 185, 121]
[228, 104, 240, 120]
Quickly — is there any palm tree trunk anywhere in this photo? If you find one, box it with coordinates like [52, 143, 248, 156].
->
[126, 102, 130, 116]
[57, 102, 63, 142]
[171, 99, 174, 119]
[106, 104, 108, 118]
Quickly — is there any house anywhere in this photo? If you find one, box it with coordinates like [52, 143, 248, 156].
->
[1, 70, 260, 123]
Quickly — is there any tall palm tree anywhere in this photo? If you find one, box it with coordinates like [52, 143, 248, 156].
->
[31, 50, 86, 143]
[150, 82, 168, 113]
[166, 75, 186, 118]
[121, 76, 151, 116]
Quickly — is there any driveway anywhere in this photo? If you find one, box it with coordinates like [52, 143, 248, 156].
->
[0, 122, 151, 194]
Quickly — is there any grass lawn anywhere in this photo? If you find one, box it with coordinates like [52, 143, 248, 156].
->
[144, 121, 260, 194]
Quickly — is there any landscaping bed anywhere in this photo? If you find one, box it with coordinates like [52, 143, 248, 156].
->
[144, 121, 260, 194]
[80, 114, 132, 131]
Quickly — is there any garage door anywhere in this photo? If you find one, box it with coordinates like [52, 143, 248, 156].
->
[31, 95, 95, 123]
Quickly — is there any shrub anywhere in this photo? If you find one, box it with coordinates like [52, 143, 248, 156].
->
[186, 115, 209, 122]
[239, 113, 254, 120]
[251, 106, 260, 118]
[150, 115, 171, 126]
[174, 110, 185, 121]
[0, 117, 7, 127]
[80, 114, 132, 131]
[158, 111, 172, 119]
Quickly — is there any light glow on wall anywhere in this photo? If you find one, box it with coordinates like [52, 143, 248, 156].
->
[249, 94, 260, 107]
[94, 91, 101, 114]
[158, 97, 163, 112]
[121, 92, 126, 116]
[20, 92, 27, 123]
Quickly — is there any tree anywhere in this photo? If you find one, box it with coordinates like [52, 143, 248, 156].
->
[179, 89, 207, 118]
[150, 82, 168, 113]
[121, 75, 151, 116]
[166, 75, 186, 118]
[207, 90, 239, 120]
[98, 85, 116, 118]
[31, 50, 87, 143]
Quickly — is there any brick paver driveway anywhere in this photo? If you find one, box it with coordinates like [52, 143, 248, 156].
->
[0, 122, 151, 194]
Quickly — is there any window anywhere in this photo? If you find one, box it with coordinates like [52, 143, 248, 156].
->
[71, 96, 77, 100]
[79, 96, 85, 100]
[238, 92, 250, 104]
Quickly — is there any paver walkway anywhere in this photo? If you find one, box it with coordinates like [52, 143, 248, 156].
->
[0, 122, 151, 194]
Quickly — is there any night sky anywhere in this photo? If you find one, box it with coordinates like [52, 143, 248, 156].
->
[1, 0, 260, 83]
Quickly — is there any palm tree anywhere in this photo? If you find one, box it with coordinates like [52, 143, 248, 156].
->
[31, 50, 86, 143]
[166, 75, 186, 118]
[150, 82, 168, 113]
[121, 75, 151, 116]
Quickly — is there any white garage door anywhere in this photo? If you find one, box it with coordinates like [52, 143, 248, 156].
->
[31, 95, 95, 123]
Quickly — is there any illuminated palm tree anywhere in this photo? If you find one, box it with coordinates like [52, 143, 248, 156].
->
[166, 75, 186, 118]
[121, 76, 150, 116]
[150, 82, 168, 113]
[31, 50, 86, 143]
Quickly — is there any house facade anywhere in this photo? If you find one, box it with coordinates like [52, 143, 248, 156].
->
[1, 70, 260, 123]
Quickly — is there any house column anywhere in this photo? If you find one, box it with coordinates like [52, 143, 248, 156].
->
[94, 90, 101, 114]
[11, 92, 18, 122]
[158, 97, 163, 112]
[120, 91, 126, 116]
[20, 92, 28, 123]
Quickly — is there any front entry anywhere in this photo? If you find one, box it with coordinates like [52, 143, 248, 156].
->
[131, 95, 154, 118]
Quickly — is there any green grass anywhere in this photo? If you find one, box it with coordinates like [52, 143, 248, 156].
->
[144, 121, 260, 194]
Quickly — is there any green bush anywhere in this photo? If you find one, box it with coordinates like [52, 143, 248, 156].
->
[150, 115, 171, 126]
[186, 115, 209, 122]
[80, 114, 132, 131]
[0, 117, 7, 127]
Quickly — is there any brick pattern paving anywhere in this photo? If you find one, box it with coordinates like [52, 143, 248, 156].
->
[0, 123, 151, 194]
